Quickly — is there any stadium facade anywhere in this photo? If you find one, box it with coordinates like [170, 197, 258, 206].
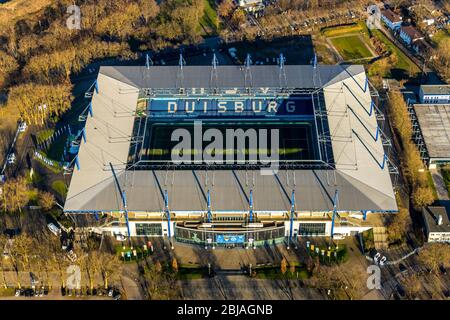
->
[63, 61, 398, 247]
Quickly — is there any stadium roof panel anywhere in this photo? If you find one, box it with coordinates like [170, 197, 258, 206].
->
[65, 169, 396, 213]
[99, 65, 365, 89]
[64, 64, 398, 214]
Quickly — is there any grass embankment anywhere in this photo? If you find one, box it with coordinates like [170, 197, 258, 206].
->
[255, 262, 310, 280]
[199, 0, 219, 36]
[52, 180, 67, 198]
[177, 264, 208, 280]
[322, 22, 366, 37]
[0, 287, 15, 297]
[427, 170, 439, 200]
[430, 29, 449, 47]
[440, 166, 450, 198]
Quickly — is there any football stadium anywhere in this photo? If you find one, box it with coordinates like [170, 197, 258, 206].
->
[63, 57, 398, 248]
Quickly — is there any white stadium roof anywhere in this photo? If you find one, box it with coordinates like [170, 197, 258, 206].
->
[64, 65, 397, 213]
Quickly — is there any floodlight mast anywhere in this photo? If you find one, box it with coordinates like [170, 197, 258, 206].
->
[164, 189, 174, 250]
[211, 53, 219, 89]
[278, 53, 287, 87]
[145, 53, 153, 69]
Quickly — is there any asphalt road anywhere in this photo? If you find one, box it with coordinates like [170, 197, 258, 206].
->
[179, 275, 326, 300]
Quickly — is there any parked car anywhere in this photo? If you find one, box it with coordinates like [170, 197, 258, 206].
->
[18, 122, 27, 133]
[6, 153, 16, 164]
[374, 252, 381, 263]
[66, 249, 77, 262]
[47, 223, 61, 236]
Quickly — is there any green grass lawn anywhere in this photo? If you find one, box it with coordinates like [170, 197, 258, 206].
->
[0, 288, 15, 297]
[430, 29, 449, 48]
[322, 22, 366, 37]
[330, 35, 373, 60]
[198, 0, 219, 35]
[52, 180, 68, 198]
[427, 170, 439, 200]
[46, 132, 67, 161]
[440, 166, 450, 198]
[36, 128, 55, 144]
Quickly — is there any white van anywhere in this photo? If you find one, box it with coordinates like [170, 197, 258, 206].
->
[47, 223, 61, 236]
[18, 122, 27, 133]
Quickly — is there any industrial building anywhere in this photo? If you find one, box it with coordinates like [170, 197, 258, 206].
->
[409, 85, 450, 168]
[63, 58, 398, 247]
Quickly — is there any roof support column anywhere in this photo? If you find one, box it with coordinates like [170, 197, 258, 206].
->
[249, 190, 254, 223]
[164, 190, 174, 250]
[287, 190, 295, 250]
[330, 190, 339, 244]
[207, 190, 212, 223]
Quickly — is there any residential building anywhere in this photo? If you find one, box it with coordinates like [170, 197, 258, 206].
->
[399, 25, 425, 45]
[381, 8, 403, 30]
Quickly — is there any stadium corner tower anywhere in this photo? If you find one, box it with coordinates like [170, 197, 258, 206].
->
[64, 63, 397, 247]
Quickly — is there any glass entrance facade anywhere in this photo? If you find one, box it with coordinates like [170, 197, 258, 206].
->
[135, 223, 163, 236]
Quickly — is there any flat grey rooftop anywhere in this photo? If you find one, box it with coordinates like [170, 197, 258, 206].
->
[413, 104, 450, 159]
[99, 64, 365, 89]
[420, 85, 450, 96]
[423, 206, 450, 233]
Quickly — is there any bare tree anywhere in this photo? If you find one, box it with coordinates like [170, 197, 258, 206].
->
[38, 191, 55, 212]
[0, 234, 8, 288]
[217, 0, 235, 19]
[9, 233, 33, 289]
[171, 257, 178, 274]
[400, 273, 422, 299]
[280, 257, 287, 275]
[0, 177, 30, 213]
[419, 243, 450, 274]
[99, 252, 122, 289]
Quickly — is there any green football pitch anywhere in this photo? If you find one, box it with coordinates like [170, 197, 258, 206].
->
[138, 122, 319, 163]
[330, 35, 373, 61]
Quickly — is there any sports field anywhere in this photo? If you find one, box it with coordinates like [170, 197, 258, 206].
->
[139, 121, 318, 164]
[329, 35, 373, 60]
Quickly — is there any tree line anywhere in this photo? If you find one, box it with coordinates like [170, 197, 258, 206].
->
[0, 0, 211, 126]
[0, 231, 122, 293]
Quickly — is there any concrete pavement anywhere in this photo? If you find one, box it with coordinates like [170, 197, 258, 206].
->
[179, 275, 326, 300]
